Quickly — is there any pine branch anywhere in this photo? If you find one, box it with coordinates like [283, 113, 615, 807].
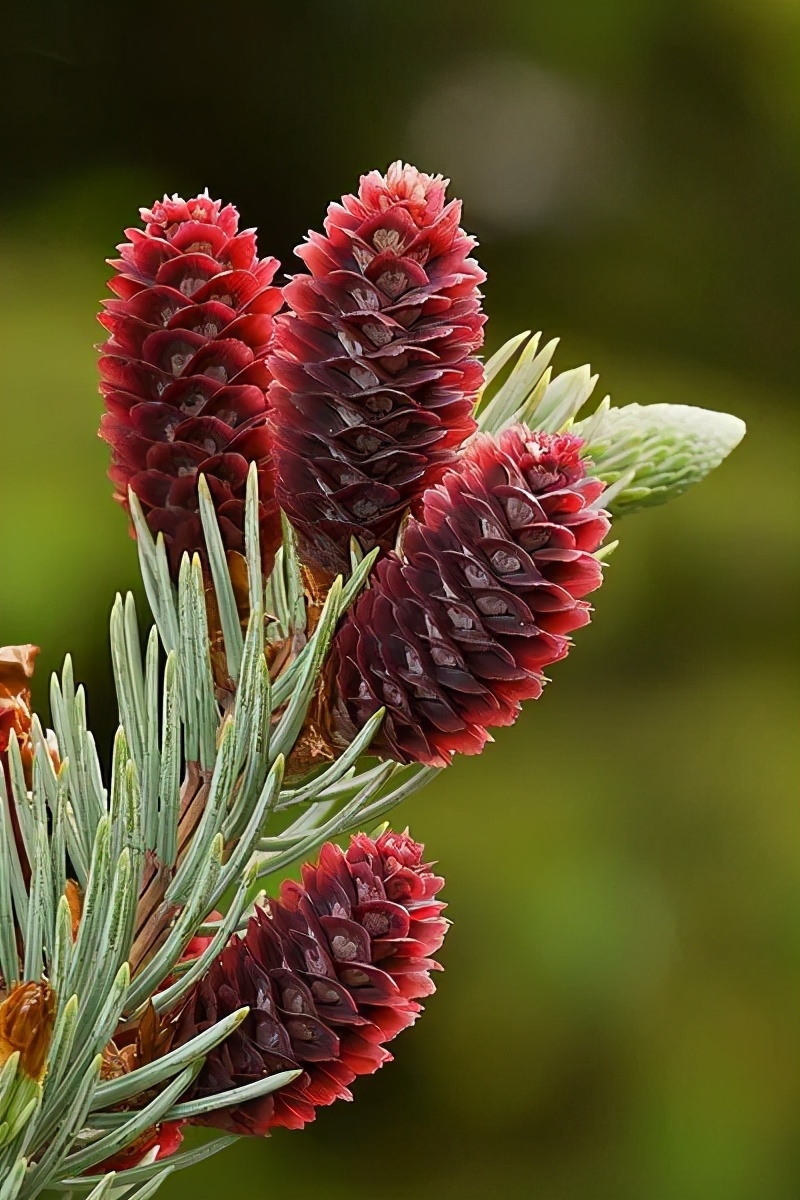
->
[0, 316, 744, 1189]
[0, 464, 419, 1192]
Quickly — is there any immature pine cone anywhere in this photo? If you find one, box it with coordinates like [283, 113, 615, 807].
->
[331, 429, 610, 766]
[269, 162, 486, 578]
[174, 830, 447, 1134]
[98, 193, 283, 575]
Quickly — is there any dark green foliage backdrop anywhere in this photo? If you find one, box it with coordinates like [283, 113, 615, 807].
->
[1, 2, 798, 1197]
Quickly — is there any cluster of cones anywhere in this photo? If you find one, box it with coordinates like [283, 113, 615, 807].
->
[99, 164, 609, 770]
[0, 162, 612, 1168]
[1, 650, 448, 1151]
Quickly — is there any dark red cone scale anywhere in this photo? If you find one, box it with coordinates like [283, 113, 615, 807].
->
[98, 193, 283, 575]
[269, 162, 486, 576]
[331, 428, 611, 767]
[174, 831, 447, 1135]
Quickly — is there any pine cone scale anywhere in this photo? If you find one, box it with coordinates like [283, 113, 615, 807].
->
[269, 162, 486, 576]
[174, 832, 447, 1135]
[99, 193, 283, 573]
[329, 428, 611, 766]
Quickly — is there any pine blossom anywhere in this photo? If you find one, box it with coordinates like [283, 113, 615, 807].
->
[269, 163, 485, 578]
[98, 193, 283, 575]
[173, 830, 447, 1134]
[330, 428, 610, 766]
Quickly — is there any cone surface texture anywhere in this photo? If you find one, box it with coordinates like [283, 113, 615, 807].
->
[269, 162, 486, 575]
[175, 831, 447, 1134]
[332, 428, 610, 766]
[99, 193, 283, 573]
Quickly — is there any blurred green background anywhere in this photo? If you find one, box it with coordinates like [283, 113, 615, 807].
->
[2, 1, 798, 1197]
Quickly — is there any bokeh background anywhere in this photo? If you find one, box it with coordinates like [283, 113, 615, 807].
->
[2, 1, 798, 1197]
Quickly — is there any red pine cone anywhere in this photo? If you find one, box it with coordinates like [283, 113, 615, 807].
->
[269, 162, 486, 577]
[173, 830, 447, 1135]
[98, 193, 283, 575]
[331, 428, 611, 767]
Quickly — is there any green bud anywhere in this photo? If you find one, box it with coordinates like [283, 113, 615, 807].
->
[576, 402, 746, 516]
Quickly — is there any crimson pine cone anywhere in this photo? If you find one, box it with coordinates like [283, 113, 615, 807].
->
[269, 162, 486, 577]
[331, 428, 611, 766]
[98, 193, 283, 574]
[174, 830, 447, 1135]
